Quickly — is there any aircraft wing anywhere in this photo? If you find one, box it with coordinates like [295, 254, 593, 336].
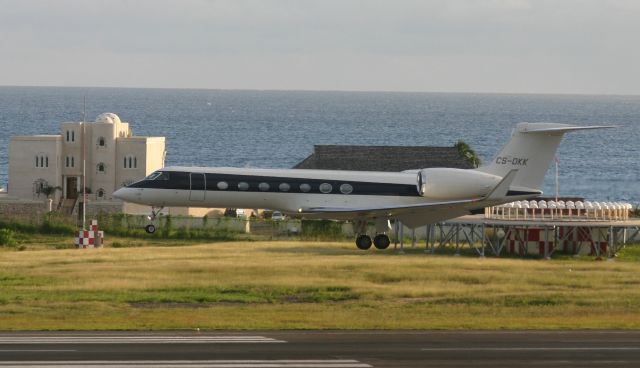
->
[298, 170, 525, 228]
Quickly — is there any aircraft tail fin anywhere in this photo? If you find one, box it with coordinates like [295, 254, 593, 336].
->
[475, 123, 614, 190]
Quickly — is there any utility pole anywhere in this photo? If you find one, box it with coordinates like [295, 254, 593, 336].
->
[82, 94, 86, 230]
[555, 156, 559, 202]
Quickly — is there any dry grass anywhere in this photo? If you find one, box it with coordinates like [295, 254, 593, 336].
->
[1, 241, 640, 330]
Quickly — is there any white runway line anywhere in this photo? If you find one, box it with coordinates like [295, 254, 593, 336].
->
[0, 350, 77, 352]
[0, 360, 372, 367]
[0, 336, 285, 344]
[421, 347, 640, 351]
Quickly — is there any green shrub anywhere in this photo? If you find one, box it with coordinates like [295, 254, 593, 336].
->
[162, 215, 172, 238]
[301, 220, 346, 240]
[0, 228, 17, 247]
[40, 217, 75, 235]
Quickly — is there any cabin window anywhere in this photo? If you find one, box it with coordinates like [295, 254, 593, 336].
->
[156, 172, 170, 180]
[340, 183, 354, 194]
[258, 182, 270, 191]
[279, 183, 290, 192]
[238, 182, 249, 191]
[217, 181, 229, 190]
[299, 183, 311, 193]
[319, 183, 333, 194]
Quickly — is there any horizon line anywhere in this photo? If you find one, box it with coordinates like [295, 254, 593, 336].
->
[1, 84, 638, 98]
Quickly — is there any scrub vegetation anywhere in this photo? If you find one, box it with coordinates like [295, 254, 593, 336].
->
[1, 240, 640, 330]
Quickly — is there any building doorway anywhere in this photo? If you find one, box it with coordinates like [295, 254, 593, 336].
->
[66, 177, 78, 199]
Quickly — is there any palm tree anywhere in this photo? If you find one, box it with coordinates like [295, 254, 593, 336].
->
[40, 185, 62, 199]
[454, 140, 481, 168]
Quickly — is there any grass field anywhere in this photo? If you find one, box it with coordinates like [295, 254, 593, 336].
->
[1, 240, 640, 330]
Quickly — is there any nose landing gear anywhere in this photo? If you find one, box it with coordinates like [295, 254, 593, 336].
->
[145, 224, 156, 234]
[144, 206, 164, 234]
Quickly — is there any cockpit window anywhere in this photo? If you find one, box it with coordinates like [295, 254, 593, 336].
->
[145, 172, 162, 180]
[145, 171, 170, 181]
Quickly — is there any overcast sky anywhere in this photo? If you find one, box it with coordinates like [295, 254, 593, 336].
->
[0, 0, 638, 94]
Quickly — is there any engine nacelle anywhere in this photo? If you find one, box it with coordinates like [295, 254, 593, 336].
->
[417, 168, 503, 200]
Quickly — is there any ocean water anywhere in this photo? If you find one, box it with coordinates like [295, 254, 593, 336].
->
[0, 86, 638, 202]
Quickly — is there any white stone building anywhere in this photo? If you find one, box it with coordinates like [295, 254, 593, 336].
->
[8, 113, 165, 212]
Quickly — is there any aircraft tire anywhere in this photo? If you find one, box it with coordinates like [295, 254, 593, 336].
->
[145, 224, 156, 234]
[373, 234, 390, 250]
[355, 235, 372, 250]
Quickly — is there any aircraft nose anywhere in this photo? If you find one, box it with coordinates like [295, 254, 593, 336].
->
[113, 187, 135, 202]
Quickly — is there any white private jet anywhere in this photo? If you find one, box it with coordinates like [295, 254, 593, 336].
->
[114, 122, 611, 250]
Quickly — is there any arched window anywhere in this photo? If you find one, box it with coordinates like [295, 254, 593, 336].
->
[71, 130, 75, 142]
[97, 163, 105, 173]
[35, 154, 48, 168]
[123, 155, 138, 169]
[97, 188, 105, 199]
[33, 179, 47, 197]
[98, 137, 105, 147]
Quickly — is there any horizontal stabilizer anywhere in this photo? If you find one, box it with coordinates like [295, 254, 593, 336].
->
[520, 125, 616, 134]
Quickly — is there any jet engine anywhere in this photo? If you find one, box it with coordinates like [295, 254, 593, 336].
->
[417, 168, 503, 200]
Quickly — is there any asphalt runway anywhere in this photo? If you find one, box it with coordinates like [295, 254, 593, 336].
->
[1, 331, 640, 367]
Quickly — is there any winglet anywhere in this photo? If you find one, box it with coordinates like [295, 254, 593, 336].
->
[486, 169, 518, 200]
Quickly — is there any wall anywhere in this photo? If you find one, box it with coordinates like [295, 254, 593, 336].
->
[8, 136, 62, 201]
[0, 198, 48, 218]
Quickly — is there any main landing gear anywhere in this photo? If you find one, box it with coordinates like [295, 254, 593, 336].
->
[355, 234, 390, 250]
[144, 206, 164, 234]
[353, 219, 391, 250]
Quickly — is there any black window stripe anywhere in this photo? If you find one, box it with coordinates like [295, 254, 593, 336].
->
[129, 171, 419, 197]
